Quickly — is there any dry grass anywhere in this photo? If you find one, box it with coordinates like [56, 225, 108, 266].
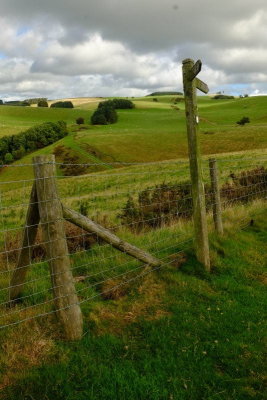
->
[90, 271, 170, 336]
[0, 319, 58, 390]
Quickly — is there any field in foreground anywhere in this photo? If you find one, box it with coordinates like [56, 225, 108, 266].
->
[0, 95, 266, 399]
[0, 207, 266, 400]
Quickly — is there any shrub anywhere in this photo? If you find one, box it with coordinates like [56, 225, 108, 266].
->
[4, 153, 13, 164]
[112, 99, 135, 109]
[60, 155, 87, 176]
[237, 116, 250, 125]
[119, 167, 267, 232]
[91, 98, 134, 125]
[148, 91, 183, 96]
[38, 100, 48, 107]
[50, 101, 74, 108]
[153, 98, 158, 102]
[24, 98, 48, 105]
[91, 110, 108, 125]
[0, 100, 3, 105]
[76, 117, 85, 125]
[103, 107, 118, 124]
[212, 95, 235, 100]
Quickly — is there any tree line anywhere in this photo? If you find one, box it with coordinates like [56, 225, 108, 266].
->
[0, 121, 68, 164]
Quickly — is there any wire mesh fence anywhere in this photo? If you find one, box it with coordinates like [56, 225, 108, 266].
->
[0, 153, 266, 335]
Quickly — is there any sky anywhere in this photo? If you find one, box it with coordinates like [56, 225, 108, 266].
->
[0, 0, 267, 100]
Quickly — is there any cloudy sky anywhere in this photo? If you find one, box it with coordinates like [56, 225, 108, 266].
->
[0, 0, 267, 100]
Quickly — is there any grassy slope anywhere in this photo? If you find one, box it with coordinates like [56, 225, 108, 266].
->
[0, 96, 266, 399]
[0, 207, 266, 400]
[0, 96, 267, 173]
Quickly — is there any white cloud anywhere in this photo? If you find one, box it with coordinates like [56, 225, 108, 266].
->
[0, 1, 267, 99]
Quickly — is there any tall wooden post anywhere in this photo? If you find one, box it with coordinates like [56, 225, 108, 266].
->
[33, 155, 83, 340]
[209, 158, 223, 234]
[182, 58, 210, 271]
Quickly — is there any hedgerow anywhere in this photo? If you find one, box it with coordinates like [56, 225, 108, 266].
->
[0, 121, 68, 164]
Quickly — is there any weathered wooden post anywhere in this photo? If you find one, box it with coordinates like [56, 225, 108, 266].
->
[33, 155, 83, 340]
[182, 58, 210, 271]
[209, 158, 223, 234]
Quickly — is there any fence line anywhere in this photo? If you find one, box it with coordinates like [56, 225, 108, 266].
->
[0, 154, 266, 338]
[0, 58, 266, 338]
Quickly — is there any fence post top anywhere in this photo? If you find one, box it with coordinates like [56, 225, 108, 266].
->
[182, 58, 194, 65]
[33, 154, 55, 164]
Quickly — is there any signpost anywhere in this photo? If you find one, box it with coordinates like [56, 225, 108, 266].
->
[182, 59, 210, 271]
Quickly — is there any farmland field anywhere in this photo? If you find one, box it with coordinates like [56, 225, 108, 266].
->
[0, 95, 266, 399]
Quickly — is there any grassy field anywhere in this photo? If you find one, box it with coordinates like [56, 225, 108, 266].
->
[0, 203, 266, 399]
[0, 95, 266, 399]
[1, 95, 267, 174]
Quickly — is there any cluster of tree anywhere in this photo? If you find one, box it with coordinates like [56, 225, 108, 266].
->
[24, 98, 48, 105]
[91, 99, 135, 125]
[239, 94, 249, 98]
[50, 101, 74, 108]
[111, 99, 135, 109]
[2, 100, 31, 106]
[38, 100, 49, 107]
[148, 91, 183, 96]
[236, 116, 250, 125]
[212, 95, 235, 100]
[0, 121, 68, 165]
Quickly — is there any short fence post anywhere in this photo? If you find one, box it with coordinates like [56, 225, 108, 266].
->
[33, 155, 83, 340]
[182, 58, 210, 271]
[209, 158, 223, 235]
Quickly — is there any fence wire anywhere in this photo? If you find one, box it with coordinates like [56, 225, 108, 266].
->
[0, 155, 266, 330]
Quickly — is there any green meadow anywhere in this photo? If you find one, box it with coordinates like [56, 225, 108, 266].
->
[0, 95, 266, 399]
[1, 95, 267, 170]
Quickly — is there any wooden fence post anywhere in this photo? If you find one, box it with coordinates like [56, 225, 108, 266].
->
[182, 58, 210, 271]
[209, 158, 223, 234]
[33, 155, 83, 340]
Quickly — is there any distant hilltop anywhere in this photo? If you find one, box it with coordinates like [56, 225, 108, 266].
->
[147, 91, 183, 96]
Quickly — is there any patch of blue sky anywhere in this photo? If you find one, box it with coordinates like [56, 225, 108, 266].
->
[16, 26, 30, 36]
[213, 83, 250, 96]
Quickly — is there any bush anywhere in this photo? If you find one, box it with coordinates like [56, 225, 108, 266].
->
[50, 101, 74, 108]
[91, 110, 108, 125]
[212, 95, 235, 100]
[24, 98, 48, 105]
[103, 107, 118, 124]
[153, 98, 158, 102]
[38, 100, 48, 107]
[112, 99, 135, 109]
[148, 91, 183, 96]
[0, 100, 3, 105]
[76, 117, 85, 125]
[91, 98, 134, 125]
[0, 121, 68, 165]
[237, 116, 250, 125]
[4, 153, 13, 164]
